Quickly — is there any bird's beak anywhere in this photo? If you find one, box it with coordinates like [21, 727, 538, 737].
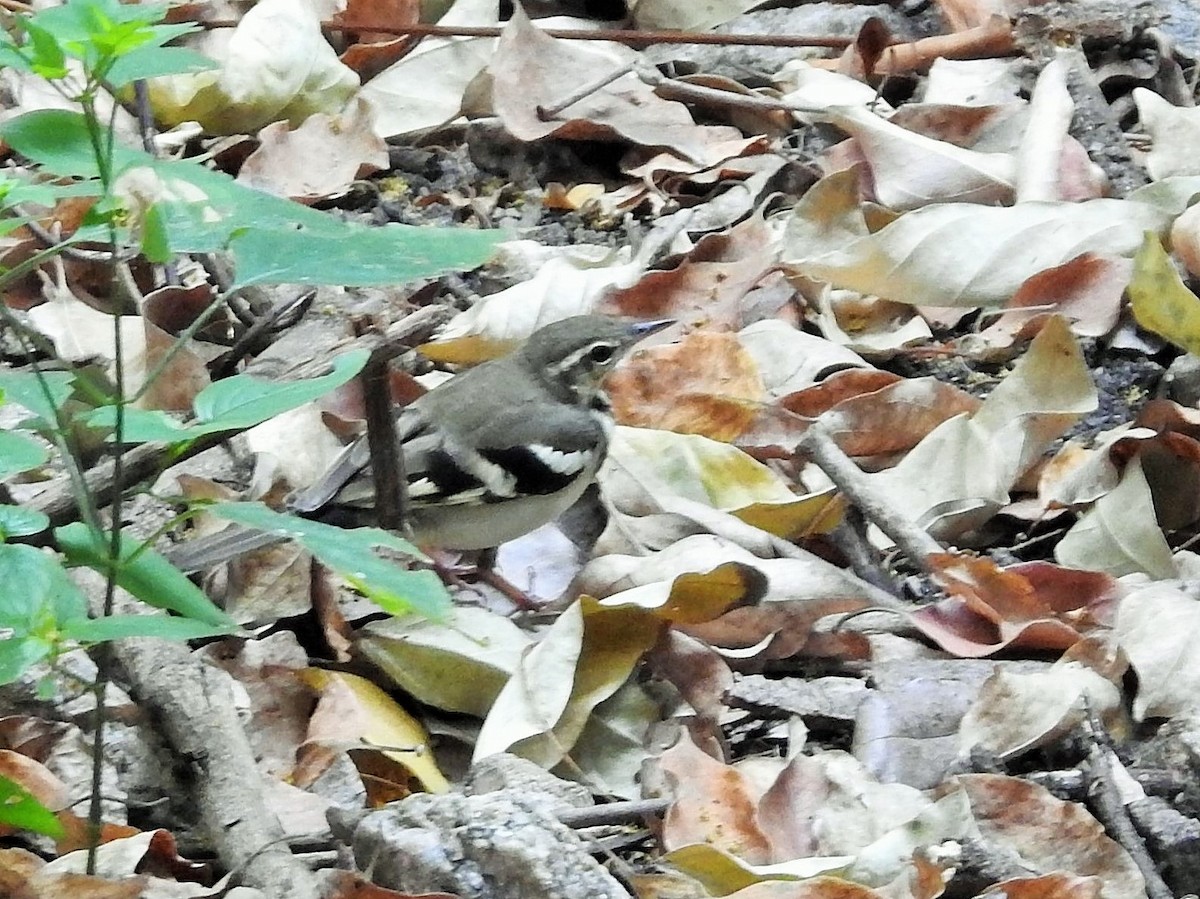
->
[628, 319, 674, 340]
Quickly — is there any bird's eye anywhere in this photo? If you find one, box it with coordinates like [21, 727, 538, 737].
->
[587, 343, 616, 364]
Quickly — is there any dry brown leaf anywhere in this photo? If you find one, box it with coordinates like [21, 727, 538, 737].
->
[908, 556, 1120, 658]
[659, 733, 774, 862]
[607, 330, 766, 441]
[602, 214, 781, 326]
[237, 97, 388, 203]
[957, 774, 1146, 899]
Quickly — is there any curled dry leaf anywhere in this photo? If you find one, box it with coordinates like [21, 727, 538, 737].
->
[473, 598, 662, 771]
[601, 214, 782, 327]
[490, 7, 736, 159]
[1056, 456, 1176, 579]
[428, 246, 647, 362]
[909, 555, 1121, 658]
[356, 607, 531, 717]
[871, 315, 1095, 540]
[957, 660, 1124, 761]
[237, 97, 388, 203]
[820, 103, 1015, 210]
[1133, 87, 1200, 180]
[297, 668, 450, 796]
[736, 320, 872, 397]
[602, 426, 839, 539]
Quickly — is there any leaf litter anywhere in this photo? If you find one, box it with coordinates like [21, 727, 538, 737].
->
[10, 0, 1200, 897]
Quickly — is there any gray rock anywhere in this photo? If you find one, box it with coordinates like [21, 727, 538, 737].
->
[332, 756, 630, 899]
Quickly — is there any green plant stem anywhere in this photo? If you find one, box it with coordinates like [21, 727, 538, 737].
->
[0, 308, 104, 532]
[79, 85, 126, 877]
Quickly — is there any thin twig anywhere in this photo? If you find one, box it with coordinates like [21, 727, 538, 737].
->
[210, 290, 315, 378]
[203, 19, 856, 49]
[1082, 708, 1173, 899]
[556, 798, 670, 828]
[799, 424, 944, 573]
[537, 60, 636, 120]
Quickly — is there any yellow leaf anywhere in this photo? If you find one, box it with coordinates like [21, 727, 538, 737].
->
[300, 669, 450, 794]
[1129, 230, 1200, 354]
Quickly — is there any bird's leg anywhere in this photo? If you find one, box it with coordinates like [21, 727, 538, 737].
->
[420, 547, 539, 611]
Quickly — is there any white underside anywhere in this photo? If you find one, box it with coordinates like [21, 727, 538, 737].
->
[408, 469, 596, 550]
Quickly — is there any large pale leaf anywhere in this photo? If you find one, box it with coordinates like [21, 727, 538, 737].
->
[602, 426, 835, 538]
[1116, 582, 1200, 720]
[782, 171, 1174, 306]
[872, 316, 1095, 539]
[1133, 88, 1200, 180]
[958, 661, 1122, 761]
[820, 103, 1015, 210]
[473, 597, 661, 768]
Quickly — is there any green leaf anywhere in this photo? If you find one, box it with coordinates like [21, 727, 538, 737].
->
[22, 21, 68, 80]
[0, 636, 52, 686]
[61, 614, 237, 642]
[88, 348, 371, 442]
[0, 44, 33, 73]
[1, 111, 501, 286]
[85, 406, 191, 443]
[0, 370, 75, 422]
[107, 45, 214, 86]
[54, 523, 236, 627]
[0, 110, 142, 179]
[209, 502, 451, 620]
[0, 505, 50, 540]
[0, 774, 64, 838]
[0, 430, 48, 478]
[194, 348, 369, 428]
[227, 224, 502, 289]
[0, 543, 87, 634]
[139, 196, 171, 263]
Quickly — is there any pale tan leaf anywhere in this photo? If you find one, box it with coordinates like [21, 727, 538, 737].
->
[822, 103, 1015, 210]
[1133, 88, 1200, 180]
[958, 661, 1123, 761]
[1115, 582, 1200, 720]
[473, 599, 659, 767]
[237, 97, 387, 203]
[1055, 457, 1177, 578]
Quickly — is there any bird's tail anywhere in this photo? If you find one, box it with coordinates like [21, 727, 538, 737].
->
[166, 525, 290, 573]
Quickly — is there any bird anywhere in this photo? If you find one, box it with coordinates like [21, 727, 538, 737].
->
[168, 314, 671, 572]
